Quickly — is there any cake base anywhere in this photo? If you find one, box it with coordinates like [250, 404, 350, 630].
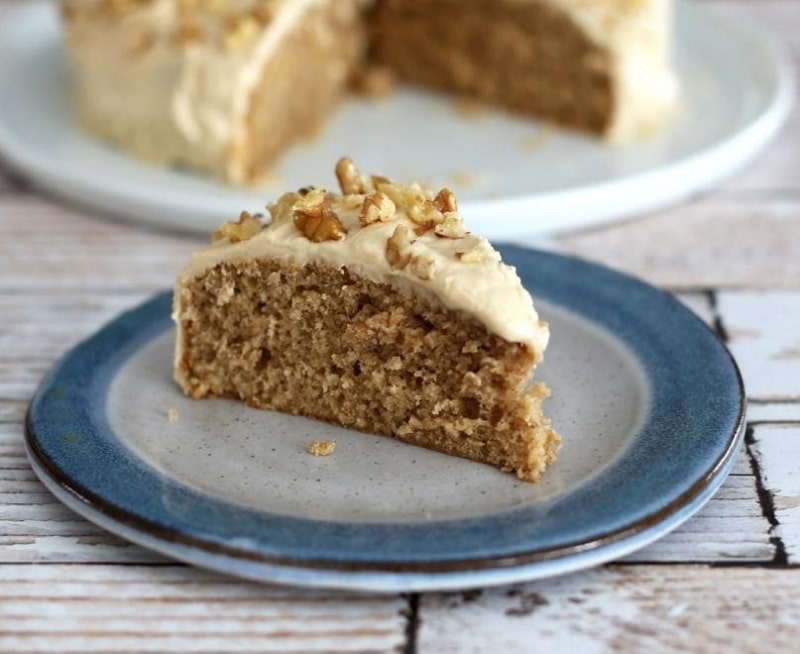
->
[175, 258, 560, 482]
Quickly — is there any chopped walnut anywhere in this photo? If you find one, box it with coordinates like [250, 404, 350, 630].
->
[433, 188, 458, 213]
[386, 224, 414, 269]
[294, 186, 326, 211]
[434, 213, 467, 239]
[456, 235, 486, 263]
[306, 440, 337, 457]
[360, 192, 396, 226]
[212, 210, 262, 243]
[294, 201, 347, 242]
[335, 157, 366, 195]
[166, 408, 179, 422]
[371, 174, 392, 189]
[268, 191, 302, 224]
[408, 254, 437, 280]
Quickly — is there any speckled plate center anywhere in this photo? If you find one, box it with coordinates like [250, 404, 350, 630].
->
[107, 302, 646, 523]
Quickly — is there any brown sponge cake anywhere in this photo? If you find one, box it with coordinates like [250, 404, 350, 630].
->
[172, 158, 561, 481]
[61, 0, 678, 184]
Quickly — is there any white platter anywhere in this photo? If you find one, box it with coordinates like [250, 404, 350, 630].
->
[0, 1, 793, 239]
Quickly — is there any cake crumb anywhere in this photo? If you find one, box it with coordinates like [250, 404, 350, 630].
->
[306, 440, 337, 457]
[167, 408, 179, 422]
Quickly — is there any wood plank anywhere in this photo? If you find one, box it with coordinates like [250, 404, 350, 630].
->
[747, 402, 800, 423]
[0, 565, 408, 653]
[717, 291, 800, 401]
[0, 196, 199, 293]
[0, 292, 151, 362]
[554, 198, 800, 290]
[624, 447, 773, 562]
[749, 424, 800, 562]
[417, 565, 800, 654]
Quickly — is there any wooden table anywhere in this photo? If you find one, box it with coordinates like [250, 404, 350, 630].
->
[1, 1, 798, 651]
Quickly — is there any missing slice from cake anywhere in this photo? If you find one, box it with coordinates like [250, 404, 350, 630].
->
[172, 158, 561, 481]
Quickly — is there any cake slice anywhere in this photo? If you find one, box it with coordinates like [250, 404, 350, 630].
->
[172, 158, 560, 481]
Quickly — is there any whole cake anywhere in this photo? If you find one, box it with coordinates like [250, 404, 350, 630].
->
[61, 0, 678, 184]
[173, 158, 561, 481]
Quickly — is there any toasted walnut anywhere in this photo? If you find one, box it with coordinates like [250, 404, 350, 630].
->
[433, 188, 458, 213]
[456, 235, 486, 263]
[408, 254, 437, 280]
[434, 213, 467, 239]
[268, 191, 302, 224]
[294, 186, 326, 211]
[212, 210, 262, 243]
[335, 157, 366, 195]
[360, 192, 396, 226]
[294, 201, 347, 242]
[306, 440, 337, 457]
[371, 174, 392, 189]
[458, 249, 485, 264]
[386, 224, 414, 269]
[341, 193, 367, 210]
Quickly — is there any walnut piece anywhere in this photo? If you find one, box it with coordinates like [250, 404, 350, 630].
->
[268, 191, 302, 224]
[294, 201, 347, 242]
[433, 188, 458, 213]
[306, 440, 337, 457]
[212, 210, 262, 243]
[434, 213, 467, 239]
[386, 224, 414, 269]
[360, 192, 396, 226]
[335, 157, 366, 195]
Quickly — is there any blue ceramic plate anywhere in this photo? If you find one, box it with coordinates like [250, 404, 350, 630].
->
[26, 248, 744, 592]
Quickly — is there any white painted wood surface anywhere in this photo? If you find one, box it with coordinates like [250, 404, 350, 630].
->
[0, 0, 798, 650]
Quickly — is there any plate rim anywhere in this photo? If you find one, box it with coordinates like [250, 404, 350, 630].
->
[24, 247, 746, 591]
[0, 1, 794, 239]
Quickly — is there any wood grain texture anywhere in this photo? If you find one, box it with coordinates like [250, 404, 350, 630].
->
[749, 424, 800, 562]
[717, 291, 800, 401]
[417, 565, 800, 654]
[0, 565, 408, 653]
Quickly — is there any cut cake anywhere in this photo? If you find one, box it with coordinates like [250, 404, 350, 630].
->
[172, 158, 561, 481]
[61, 0, 678, 184]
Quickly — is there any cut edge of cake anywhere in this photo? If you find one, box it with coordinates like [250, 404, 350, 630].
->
[172, 157, 561, 481]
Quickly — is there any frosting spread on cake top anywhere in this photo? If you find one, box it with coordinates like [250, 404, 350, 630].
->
[175, 158, 550, 355]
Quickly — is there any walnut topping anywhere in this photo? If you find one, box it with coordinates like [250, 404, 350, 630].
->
[294, 200, 347, 242]
[335, 157, 367, 195]
[212, 210, 262, 243]
[458, 249, 485, 264]
[408, 254, 437, 280]
[434, 213, 467, 239]
[386, 224, 414, 269]
[433, 188, 458, 214]
[360, 192, 396, 226]
[268, 192, 302, 224]
[306, 440, 337, 457]
[455, 235, 487, 263]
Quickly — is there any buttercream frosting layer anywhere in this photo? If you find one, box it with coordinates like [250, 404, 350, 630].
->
[175, 161, 549, 355]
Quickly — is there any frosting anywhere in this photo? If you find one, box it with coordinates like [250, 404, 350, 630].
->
[62, 0, 327, 182]
[174, 166, 550, 355]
